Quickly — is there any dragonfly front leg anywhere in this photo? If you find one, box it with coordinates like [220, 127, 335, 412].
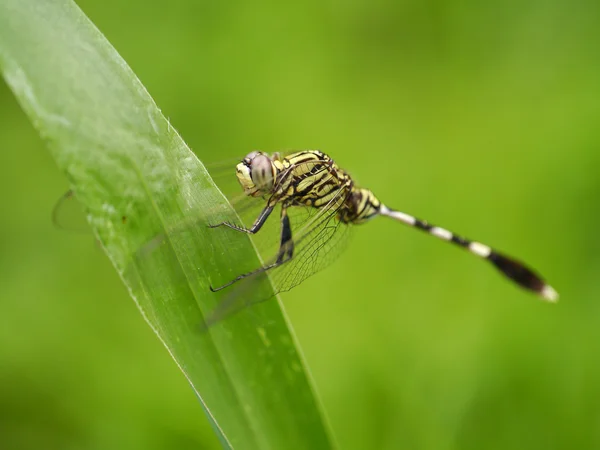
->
[210, 205, 294, 292]
[209, 204, 274, 234]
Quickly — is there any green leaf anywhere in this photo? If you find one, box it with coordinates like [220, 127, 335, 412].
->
[0, 1, 334, 448]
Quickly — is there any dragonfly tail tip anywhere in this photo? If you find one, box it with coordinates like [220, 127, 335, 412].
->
[540, 284, 559, 302]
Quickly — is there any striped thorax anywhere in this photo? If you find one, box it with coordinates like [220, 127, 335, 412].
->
[236, 150, 382, 224]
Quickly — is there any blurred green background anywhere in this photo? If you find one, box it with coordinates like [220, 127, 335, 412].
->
[1, 0, 598, 449]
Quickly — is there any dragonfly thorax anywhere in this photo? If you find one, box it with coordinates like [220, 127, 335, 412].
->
[236, 151, 278, 197]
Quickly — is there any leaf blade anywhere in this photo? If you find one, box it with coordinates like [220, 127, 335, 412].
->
[0, 1, 334, 448]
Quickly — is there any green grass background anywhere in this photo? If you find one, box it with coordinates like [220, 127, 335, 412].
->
[1, 0, 598, 449]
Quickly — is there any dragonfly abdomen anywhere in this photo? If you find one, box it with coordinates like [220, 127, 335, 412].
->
[379, 205, 558, 301]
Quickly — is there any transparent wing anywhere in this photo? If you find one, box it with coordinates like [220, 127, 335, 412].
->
[50, 157, 246, 235]
[50, 150, 302, 234]
[203, 183, 353, 329]
[53, 152, 353, 328]
[270, 189, 351, 294]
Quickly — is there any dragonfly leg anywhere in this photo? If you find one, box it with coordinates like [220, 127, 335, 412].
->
[210, 206, 294, 292]
[208, 205, 274, 234]
[277, 206, 294, 263]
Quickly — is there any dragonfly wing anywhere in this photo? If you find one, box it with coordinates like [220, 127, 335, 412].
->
[269, 188, 352, 293]
[202, 184, 352, 329]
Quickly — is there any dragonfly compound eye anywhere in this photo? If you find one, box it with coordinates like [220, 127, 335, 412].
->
[235, 151, 275, 196]
[249, 153, 275, 192]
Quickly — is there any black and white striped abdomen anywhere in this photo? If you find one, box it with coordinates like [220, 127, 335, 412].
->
[378, 205, 558, 301]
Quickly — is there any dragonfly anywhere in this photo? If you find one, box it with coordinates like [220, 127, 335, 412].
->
[206, 150, 558, 323]
[53, 150, 558, 328]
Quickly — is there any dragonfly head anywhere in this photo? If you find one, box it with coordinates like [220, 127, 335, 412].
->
[236, 151, 276, 197]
